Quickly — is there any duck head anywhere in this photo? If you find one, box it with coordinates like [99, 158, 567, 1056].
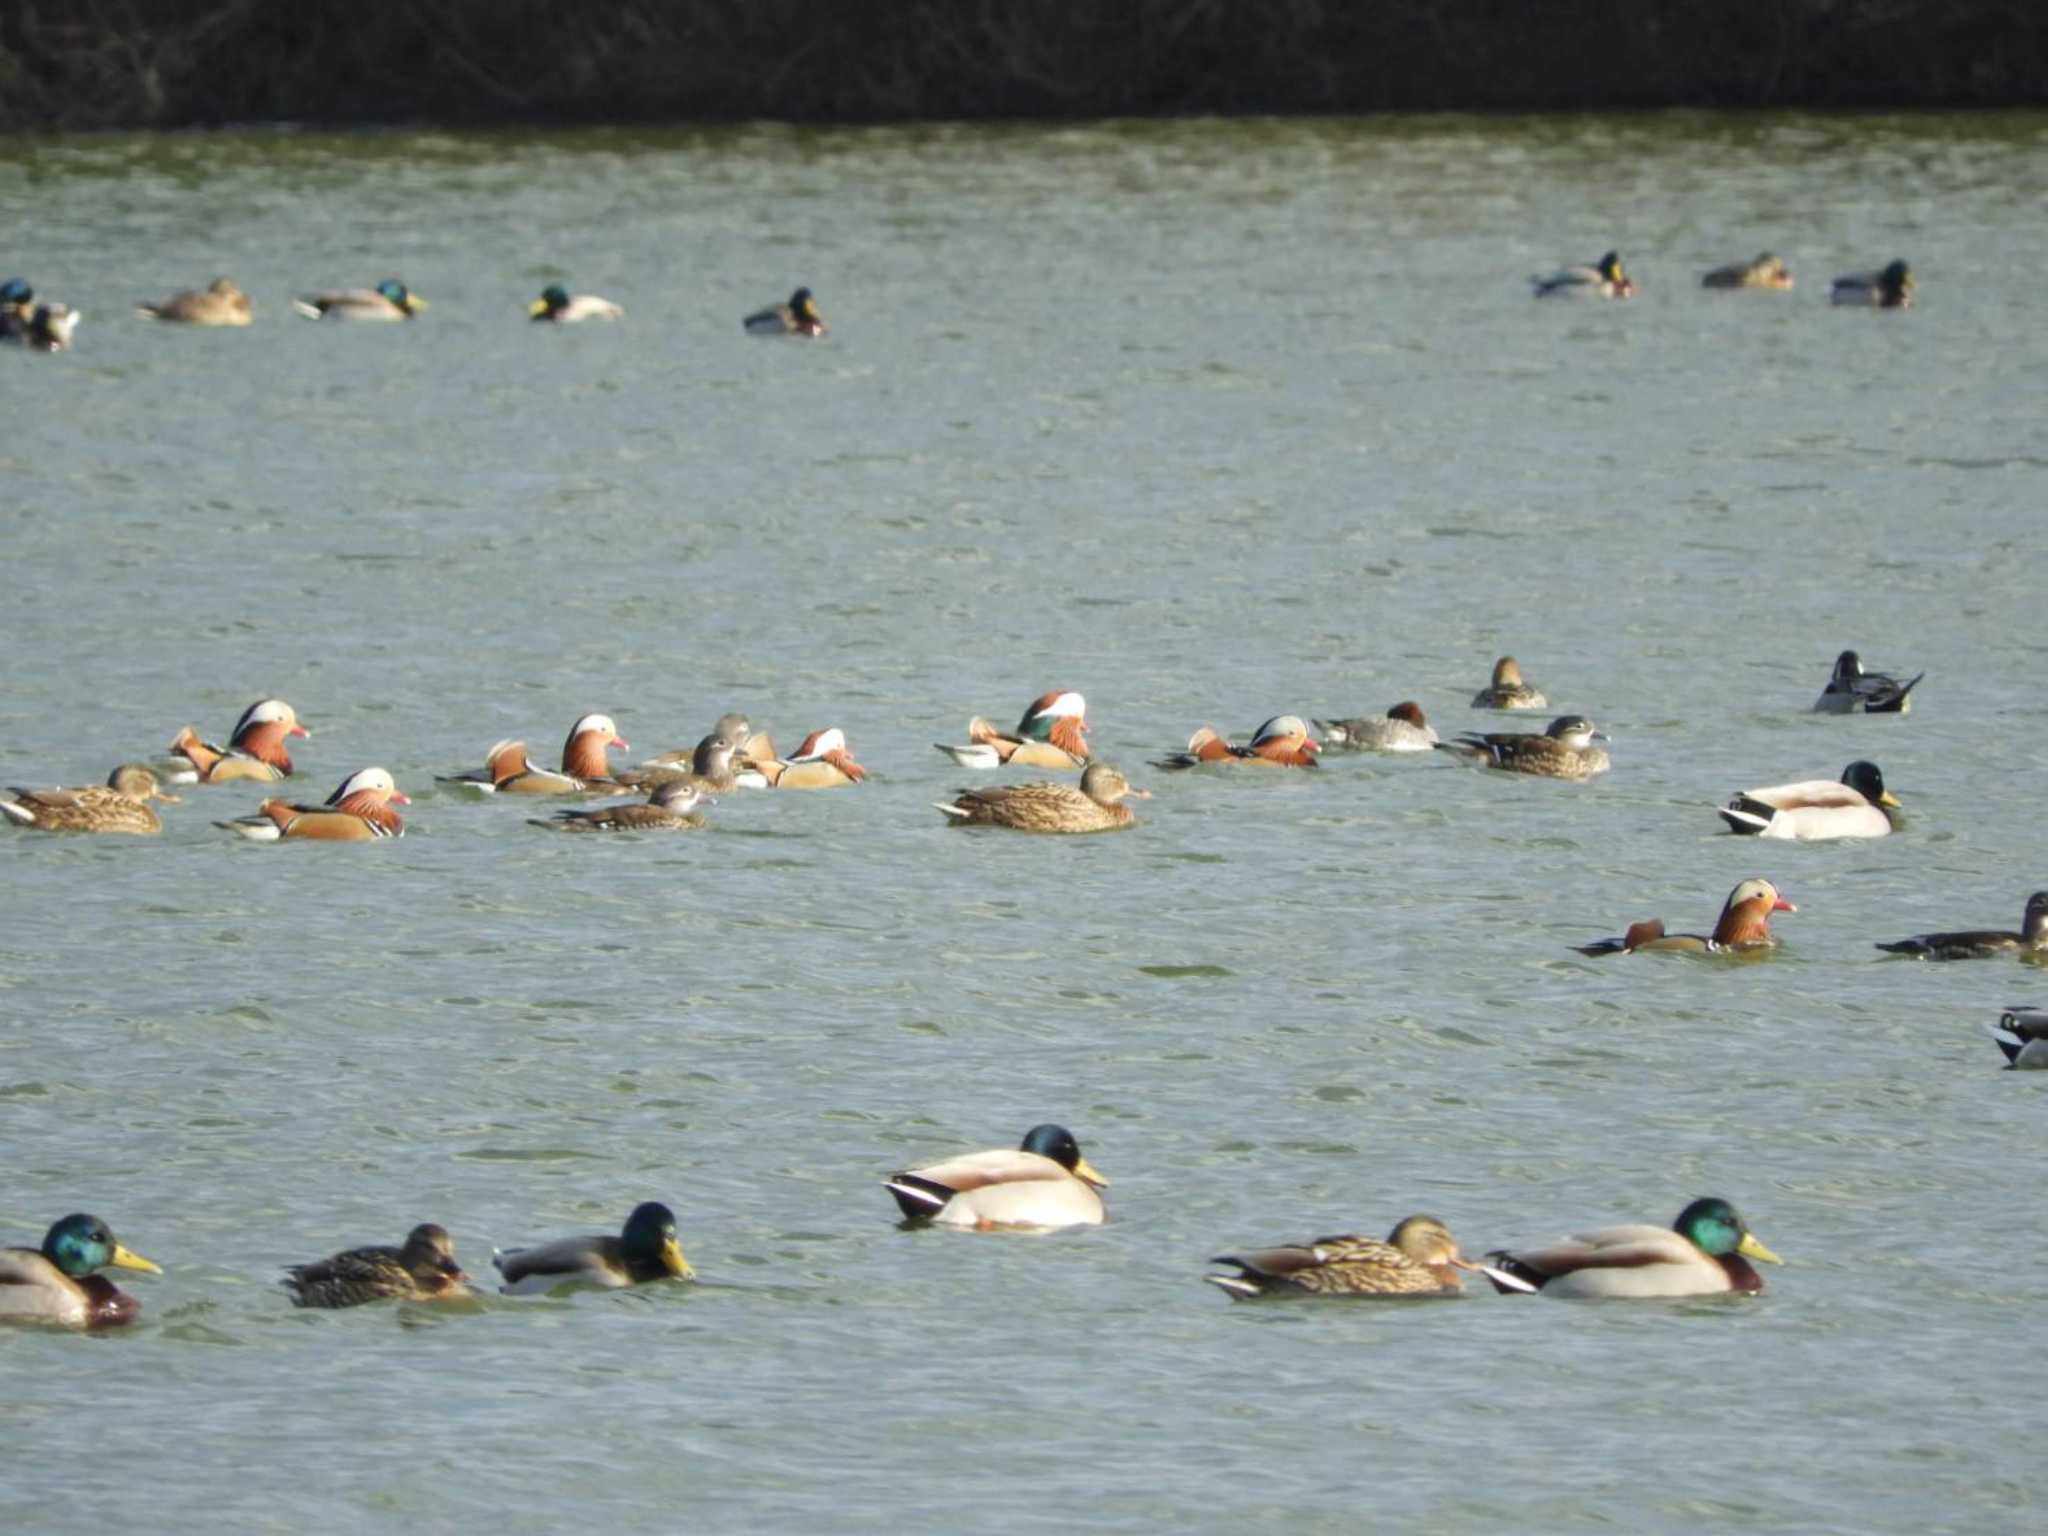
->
[1712, 878, 1795, 946]
[0, 277, 31, 312]
[1597, 251, 1635, 295]
[562, 713, 627, 779]
[1248, 715, 1319, 764]
[1079, 762, 1148, 805]
[1840, 760, 1901, 809]
[41, 1213, 160, 1278]
[2022, 890, 2048, 944]
[790, 287, 826, 333]
[378, 279, 426, 315]
[1017, 691, 1088, 756]
[325, 766, 409, 818]
[620, 1201, 693, 1279]
[1387, 702, 1428, 729]
[1543, 715, 1606, 749]
[231, 699, 309, 771]
[1673, 1197, 1781, 1266]
[787, 727, 866, 780]
[649, 780, 708, 814]
[1879, 260, 1914, 304]
[1020, 1123, 1107, 1188]
[398, 1223, 466, 1285]
[107, 763, 179, 805]
[530, 284, 572, 318]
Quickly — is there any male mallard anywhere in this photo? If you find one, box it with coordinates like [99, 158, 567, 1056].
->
[1206, 1215, 1523, 1299]
[1813, 650, 1921, 714]
[744, 286, 827, 336]
[1470, 656, 1549, 710]
[0, 276, 31, 321]
[1, 763, 179, 834]
[1437, 715, 1610, 780]
[1986, 1008, 2048, 1068]
[1718, 760, 1900, 840]
[934, 690, 1090, 770]
[1152, 715, 1319, 770]
[529, 284, 623, 323]
[533, 780, 709, 832]
[1485, 1197, 1783, 1298]
[168, 698, 310, 783]
[217, 766, 408, 841]
[936, 761, 1148, 833]
[1, 301, 81, 351]
[1312, 701, 1437, 753]
[1831, 259, 1913, 308]
[1876, 890, 2048, 961]
[1701, 252, 1794, 290]
[293, 279, 428, 321]
[284, 1223, 471, 1307]
[885, 1124, 1108, 1230]
[1532, 251, 1635, 299]
[1576, 877, 1795, 956]
[440, 713, 629, 794]
[137, 277, 253, 325]
[0, 1214, 161, 1329]
[492, 1201, 693, 1294]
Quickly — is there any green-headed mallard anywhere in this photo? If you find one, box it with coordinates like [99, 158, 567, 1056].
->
[1470, 655, 1549, 710]
[934, 690, 1090, 770]
[1, 763, 179, 834]
[1576, 877, 1795, 956]
[1485, 1197, 1782, 1298]
[1831, 259, 1913, 308]
[885, 1124, 1108, 1230]
[529, 283, 623, 323]
[1701, 252, 1794, 290]
[1719, 761, 1900, 840]
[1, 1214, 161, 1329]
[1153, 715, 1320, 770]
[1206, 1215, 1521, 1299]
[1, 301, 81, 351]
[532, 780, 709, 832]
[293, 279, 427, 321]
[492, 1201, 693, 1294]
[1532, 251, 1634, 299]
[168, 698, 309, 783]
[1876, 890, 2048, 961]
[284, 1222, 471, 1307]
[1813, 649, 1921, 714]
[936, 761, 1147, 832]
[1438, 715, 1610, 780]
[137, 277, 252, 325]
[217, 767, 407, 842]
[1312, 701, 1438, 753]
[744, 286, 826, 336]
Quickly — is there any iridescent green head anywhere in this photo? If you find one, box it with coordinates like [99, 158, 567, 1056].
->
[540, 284, 570, 311]
[1019, 1123, 1108, 1187]
[621, 1201, 691, 1278]
[1673, 1197, 1780, 1264]
[0, 277, 32, 309]
[41, 1213, 161, 1278]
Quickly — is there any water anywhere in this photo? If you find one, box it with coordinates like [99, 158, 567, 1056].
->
[2, 113, 2044, 1532]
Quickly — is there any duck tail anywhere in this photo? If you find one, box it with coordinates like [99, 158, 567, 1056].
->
[883, 1174, 952, 1220]
[1718, 797, 1772, 834]
[1201, 1267, 1266, 1300]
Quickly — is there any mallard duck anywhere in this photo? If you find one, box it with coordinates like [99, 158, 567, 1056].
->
[1701, 252, 1794, 290]
[0, 276, 31, 321]
[749, 727, 867, 789]
[1813, 650, 1921, 714]
[885, 1124, 1108, 1230]
[440, 714, 629, 795]
[1718, 760, 1900, 840]
[1532, 251, 1635, 299]
[1576, 877, 1795, 956]
[1876, 890, 2048, 961]
[284, 1223, 471, 1308]
[1986, 1008, 2048, 1068]
[529, 284, 623, 323]
[1485, 1197, 1782, 1298]
[492, 1201, 693, 1294]
[1, 763, 179, 834]
[0, 1214, 161, 1329]
[533, 780, 709, 832]
[934, 691, 1090, 770]
[1206, 1215, 1525, 1299]
[1152, 715, 1320, 770]
[1, 301, 81, 351]
[168, 698, 310, 783]
[137, 277, 253, 325]
[1831, 259, 1913, 308]
[744, 286, 827, 336]
[217, 766, 408, 841]
[293, 279, 427, 321]
[1437, 715, 1610, 780]
[1470, 656, 1548, 710]
[937, 761, 1148, 832]
[1312, 702, 1437, 753]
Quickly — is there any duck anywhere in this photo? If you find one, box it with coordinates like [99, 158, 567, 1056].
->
[283, 1223, 471, 1308]
[1470, 656, 1548, 711]
[136, 277, 253, 325]
[168, 698, 310, 783]
[934, 690, 1090, 770]
[1437, 715, 1610, 780]
[1813, 650, 1922, 714]
[1152, 715, 1320, 770]
[0, 276, 31, 324]
[218, 766, 408, 841]
[749, 727, 867, 789]
[492, 1201, 693, 1295]
[1205, 1215, 1523, 1299]
[1718, 760, 1901, 840]
[613, 733, 760, 794]
[1531, 251, 1635, 299]
[1311, 702, 1437, 753]
[532, 780, 709, 832]
[1576, 877, 1795, 956]
[1483, 1197, 1783, 1299]
[936, 762, 1148, 833]
[0, 1214, 161, 1330]
[744, 286, 827, 336]
[884, 1124, 1108, 1230]
[441, 713, 629, 794]
[1, 301, 81, 351]
[529, 283, 623, 323]
[1876, 890, 2048, 961]
[1831, 259, 1913, 308]
[1986, 1008, 2048, 1069]
[1, 763, 179, 834]
[292, 279, 428, 321]
[1700, 252, 1794, 290]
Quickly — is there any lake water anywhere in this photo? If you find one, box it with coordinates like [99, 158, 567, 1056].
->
[3, 112, 2045, 1533]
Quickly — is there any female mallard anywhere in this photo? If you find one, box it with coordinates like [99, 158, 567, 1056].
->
[533, 780, 709, 832]
[1532, 251, 1635, 299]
[885, 1124, 1108, 1230]
[284, 1223, 471, 1307]
[936, 761, 1148, 833]
[492, 1201, 693, 1294]
[293, 279, 427, 321]
[137, 277, 253, 325]
[744, 286, 827, 336]
[440, 713, 629, 794]
[1701, 252, 1794, 290]
[217, 766, 408, 841]
[935, 691, 1090, 770]
[1484, 1197, 1783, 1298]
[1719, 760, 1900, 840]
[529, 284, 623, 323]
[1813, 649, 1921, 714]
[1876, 890, 2048, 961]
[168, 698, 309, 783]
[1206, 1215, 1520, 1299]
[1438, 715, 1609, 780]
[1153, 715, 1319, 770]
[1576, 877, 1795, 956]
[1831, 259, 1913, 308]
[1470, 656, 1548, 711]
[1987, 1008, 2048, 1069]
[2, 763, 179, 834]
[1313, 701, 1437, 753]
[1, 1214, 161, 1329]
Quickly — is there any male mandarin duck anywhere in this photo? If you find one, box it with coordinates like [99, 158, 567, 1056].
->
[529, 283, 623, 323]
[137, 276, 252, 325]
[168, 698, 309, 783]
[284, 1223, 472, 1308]
[1312, 701, 1437, 753]
[749, 727, 866, 789]
[1532, 251, 1635, 298]
[1206, 1215, 1524, 1299]
[935, 690, 1090, 770]
[293, 279, 427, 320]
[1152, 715, 1319, 770]
[2, 301, 81, 351]
[884, 1124, 1108, 1231]
[1719, 760, 1900, 840]
[1701, 252, 1794, 290]
[532, 780, 710, 832]
[1876, 890, 2048, 961]
[1470, 656, 1548, 711]
[1438, 715, 1609, 780]
[441, 713, 629, 794]
[1813, 650, 1921, 714]
[492, 1201, 692, 1295]
[936, 762, 1148, 833]
[218, 766, 408, 841]
[1831, 259, 1913, 308]
[1484, 1198, 1782, 1299]
[0, 1214, 161, 1330]
[1576, 877, 1794, 956]
[744, 286, 827, 336]
[2, 763, 179, 834]
[1986, 1008, 2048, 1069]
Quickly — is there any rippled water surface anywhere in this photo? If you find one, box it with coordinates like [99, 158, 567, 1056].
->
[3, 113, 2046, 1532]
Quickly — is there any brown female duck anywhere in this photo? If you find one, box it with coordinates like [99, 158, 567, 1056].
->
[284, 1223, 471, 1307]
[1470, 655, 1549, 710]
[2, 763, 178, 833]
[533, 781, 709, 832]
[1876, 890, 2048, 961]
[137, 277, 253, 325]
[1438, 715, 1610, 780]
[1207, 1215, 1519, 1299]
[936, 762, 1148, 833]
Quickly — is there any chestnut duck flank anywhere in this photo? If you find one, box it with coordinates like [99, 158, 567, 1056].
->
[1206, 1215, 1513, 1299]
[218, 767, 408, 841]
[1576, 877, 1795, 956]
[937, 762, 1148, 832]
[1813, 650, 1922, 714]
[1876, 890, 2048, 961]
[1312, 701, 1437, 752]
[533, 781, 709, 832]
[1, 763, 178, 834]
[1438, 715, 1610, 780]
[935, 690, 1090, 770]
[1470, 655, 1548, 710]
[1153, 715, 1319, 770]
[169, 698, 309, 783]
